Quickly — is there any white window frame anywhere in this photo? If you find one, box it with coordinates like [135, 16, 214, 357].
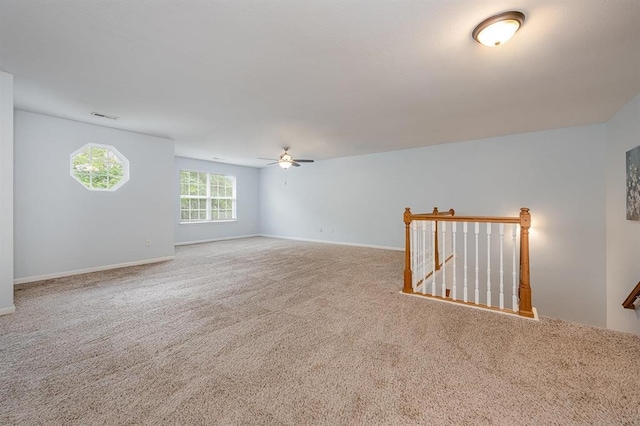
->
[70, 143, 129, 191]
[179, 170, 237, 223]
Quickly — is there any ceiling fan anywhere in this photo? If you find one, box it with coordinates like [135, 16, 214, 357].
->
[260, 147, 314, 169]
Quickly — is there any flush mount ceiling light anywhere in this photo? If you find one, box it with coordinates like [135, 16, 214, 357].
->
[472, 11, 525, 47]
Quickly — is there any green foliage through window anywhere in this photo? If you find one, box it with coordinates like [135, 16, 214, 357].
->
[71, 144, 129, 191]
[180, 171, 236, 222]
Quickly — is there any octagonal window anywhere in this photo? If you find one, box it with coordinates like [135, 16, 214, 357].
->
[70, 143, 129, 191]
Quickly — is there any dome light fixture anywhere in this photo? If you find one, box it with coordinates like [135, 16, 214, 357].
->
[472, 11, 525, 47]
[279, 152, 293, 169]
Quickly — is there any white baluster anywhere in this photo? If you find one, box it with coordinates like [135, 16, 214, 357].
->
[420, 222, 425, 294]
[512, 224, 518, 311]
[441, 221, 447, 298]
[474, 222, 479, 304]
[427, 221, 432, 273]
[413, 221, 420, 291]
[431, 221, 437, 296]
[421, 222, 424, 291]
[424, 222, 428, 282]
[499, 223, 505, 310]
[418, 222, 422, 290]
[452, 222, 457, 301]
[463, 222, 468, 303]
[422, 222, 427, 283]
[423, 221, 427, 282]
[486, 223, 492, 307]
[417, 221, 421, 287]
[412, 221, 417, 291]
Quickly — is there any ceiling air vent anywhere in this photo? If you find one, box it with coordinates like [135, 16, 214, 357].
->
[91, 111, 119, 120]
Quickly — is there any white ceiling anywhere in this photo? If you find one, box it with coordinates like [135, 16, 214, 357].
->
[1, 0, 639, 167]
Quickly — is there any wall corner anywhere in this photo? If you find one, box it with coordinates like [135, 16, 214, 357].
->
[0, 71, 14, 314]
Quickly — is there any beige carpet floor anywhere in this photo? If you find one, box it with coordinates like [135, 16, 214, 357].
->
[1, 237, 639, 425]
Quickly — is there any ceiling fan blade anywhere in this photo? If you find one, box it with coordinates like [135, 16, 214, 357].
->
[266, 162, 279, 165]
[291, 162, 301, 167]
[258, 157, 277, 161]
[292, 159, 314, 163]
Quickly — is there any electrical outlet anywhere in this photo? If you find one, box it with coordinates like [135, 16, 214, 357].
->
[145, 239, 151, 247]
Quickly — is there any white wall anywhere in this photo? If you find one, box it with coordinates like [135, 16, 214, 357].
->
[260, 125, 607, 327]
[174, 156, 259, 244]
[606, 92, 640, 334]
[0, 72, 14, 314]
[14, 111, 175, 282]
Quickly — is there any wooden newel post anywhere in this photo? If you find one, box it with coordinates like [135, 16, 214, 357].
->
[518, 207, 534, 318]
[403, 208, 413, 293]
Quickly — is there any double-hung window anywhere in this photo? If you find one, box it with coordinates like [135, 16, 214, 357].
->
[180, 171, 236, 223]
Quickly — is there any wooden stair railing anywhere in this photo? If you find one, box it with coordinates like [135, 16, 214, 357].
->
[622, 281, 640, 309]
[403, 206, 535, 318]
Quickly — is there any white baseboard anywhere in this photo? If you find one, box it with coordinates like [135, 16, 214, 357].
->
[259, 234, 403, 251]
[175, 234, 260, 246]
[13, 256, 175, 285]
[0, 305, 15, 316]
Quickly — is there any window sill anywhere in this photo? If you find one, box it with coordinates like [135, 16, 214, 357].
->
[179, 220, 237, 225]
